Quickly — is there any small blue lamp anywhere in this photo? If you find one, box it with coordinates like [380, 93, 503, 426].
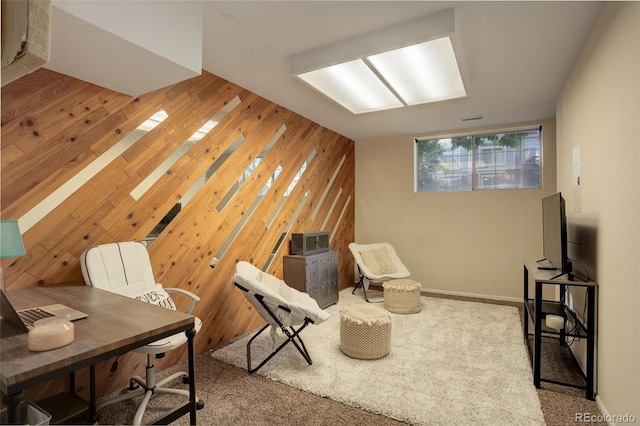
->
[0, 220, 26, 259]
[0, 220, 27, 291]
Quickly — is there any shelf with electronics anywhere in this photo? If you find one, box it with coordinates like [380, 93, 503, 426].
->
[522, 260, 597, 400]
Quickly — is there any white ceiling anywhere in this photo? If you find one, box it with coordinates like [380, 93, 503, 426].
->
[45, 1, 604, 141]
[200, 1, 603, 140]
[46, 0, 203, 97]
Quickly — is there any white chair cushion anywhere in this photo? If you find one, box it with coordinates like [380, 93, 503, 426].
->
[349, 242, 410, 281]
[359, 247, 398, 275]
[138, 316, 203, 355]
[234, 261, 330, 327]
[256, 271, 293, 302]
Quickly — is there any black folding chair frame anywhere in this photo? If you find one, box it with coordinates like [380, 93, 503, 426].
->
[234, 282, 315, 374]
[351, 265, 385, 303]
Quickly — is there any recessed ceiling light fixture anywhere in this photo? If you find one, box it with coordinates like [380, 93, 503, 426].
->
[290, 9, 466, 114]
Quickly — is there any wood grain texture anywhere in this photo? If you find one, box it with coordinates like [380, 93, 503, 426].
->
[1, 68, 355, 402]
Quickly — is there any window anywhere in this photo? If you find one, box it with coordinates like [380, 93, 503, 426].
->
[415, 128, 541, 192]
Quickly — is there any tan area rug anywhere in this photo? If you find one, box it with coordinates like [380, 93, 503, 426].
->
[212, 290, 545, 425]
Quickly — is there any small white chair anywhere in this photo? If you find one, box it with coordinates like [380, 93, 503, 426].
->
[348, 242, 411, 302]
[232, 261, 330, 373]
[80, 241, 204, 425]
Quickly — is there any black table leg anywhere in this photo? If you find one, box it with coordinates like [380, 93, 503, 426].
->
[89, 365, 97, 422]
[533, 282, 543, 388]
[2, 391, 24, 424]
[523, 266, 529, 340]
[586, 286, 596, 400]
[187, 327, 197, 425]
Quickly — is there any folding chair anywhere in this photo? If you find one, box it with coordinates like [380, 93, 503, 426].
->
[348, 242, 411, 302]
[232, 261, 330, 373]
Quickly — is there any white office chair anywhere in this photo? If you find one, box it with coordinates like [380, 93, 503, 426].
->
[80, 241, 204, 425]
[348, 242, 411, 302]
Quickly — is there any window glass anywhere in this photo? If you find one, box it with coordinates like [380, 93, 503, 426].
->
[415, 128, 540, 192]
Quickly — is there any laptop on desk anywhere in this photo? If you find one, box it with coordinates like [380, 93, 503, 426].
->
[0, 289, 89, 332]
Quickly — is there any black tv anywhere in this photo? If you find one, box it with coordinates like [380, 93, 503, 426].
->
[540, 192, 572, 278]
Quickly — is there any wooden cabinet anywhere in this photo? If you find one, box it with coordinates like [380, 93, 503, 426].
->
[283, 251, 338, 309]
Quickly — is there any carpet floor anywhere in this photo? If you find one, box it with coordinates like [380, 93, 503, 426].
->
[96, 290, 606, 425]
[212, 291, 544, 425]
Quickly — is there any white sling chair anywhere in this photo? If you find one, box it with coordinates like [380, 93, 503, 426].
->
[348, 242, 411, 302]
[80, 241, 204, 425]
[232, 261, 330, 373]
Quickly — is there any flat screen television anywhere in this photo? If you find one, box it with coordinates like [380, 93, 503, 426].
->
[540, 192, 572, 278]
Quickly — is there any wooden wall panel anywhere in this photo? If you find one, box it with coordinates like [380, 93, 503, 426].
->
[0, 69, 355, 401]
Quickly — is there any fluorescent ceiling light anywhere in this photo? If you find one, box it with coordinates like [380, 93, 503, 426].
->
[367, 37, 466, 106]
[297, 59, 403, 114]
[295, 36, 465, 114]
[290, 9, 466, 115]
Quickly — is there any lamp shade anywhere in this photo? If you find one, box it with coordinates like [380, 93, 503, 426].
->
[0, 220, 27, 259]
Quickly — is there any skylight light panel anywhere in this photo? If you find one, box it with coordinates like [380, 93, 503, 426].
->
[297, 59, 403, 114]
[367, 37, 466, 106]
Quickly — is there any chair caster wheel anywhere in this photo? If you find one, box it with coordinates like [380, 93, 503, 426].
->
[128, 379, 140, 390]
[196, 400, 205, 410]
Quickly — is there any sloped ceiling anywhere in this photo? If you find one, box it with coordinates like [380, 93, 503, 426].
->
[44, 1, 604, 140]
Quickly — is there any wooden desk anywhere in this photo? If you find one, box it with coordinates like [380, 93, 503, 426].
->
[0, 285, 197, 424]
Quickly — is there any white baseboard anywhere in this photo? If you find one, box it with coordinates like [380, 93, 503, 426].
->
[596, 396, 611, 425]
[575, 396, 629, 426]
[420, 287, 521, 304]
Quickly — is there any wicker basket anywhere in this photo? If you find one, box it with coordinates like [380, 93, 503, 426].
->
[383, 279, 422, 314]
[340, 305, 391, 360]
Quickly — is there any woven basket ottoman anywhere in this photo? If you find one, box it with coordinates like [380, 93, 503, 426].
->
[383, 279, 422, 314]
[340, 305, 391, 360]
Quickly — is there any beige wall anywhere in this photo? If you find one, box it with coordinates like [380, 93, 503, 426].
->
[355, 118, 556, 301]
[556, 2, 639, 421]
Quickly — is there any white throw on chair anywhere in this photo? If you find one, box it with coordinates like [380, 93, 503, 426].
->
[232, 261, 330, 373]
[348, 242, 411, 302]
[80, 241, 204, 425]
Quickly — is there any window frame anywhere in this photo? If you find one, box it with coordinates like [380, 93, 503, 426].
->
[414, 125, 542, 193]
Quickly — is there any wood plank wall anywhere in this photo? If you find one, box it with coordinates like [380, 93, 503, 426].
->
[0, 69, 355, 401]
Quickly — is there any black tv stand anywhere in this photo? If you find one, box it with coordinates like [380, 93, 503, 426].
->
[535, 259, 577, 281]
[523, 261, 597, 400]
[535, 264, 566, 280]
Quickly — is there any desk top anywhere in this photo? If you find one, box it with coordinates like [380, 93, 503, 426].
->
[1, 285, 195, 395]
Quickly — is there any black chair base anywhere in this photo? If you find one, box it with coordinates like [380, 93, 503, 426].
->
[352, 266, 384, 303]
[235, 283, 315, 374]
